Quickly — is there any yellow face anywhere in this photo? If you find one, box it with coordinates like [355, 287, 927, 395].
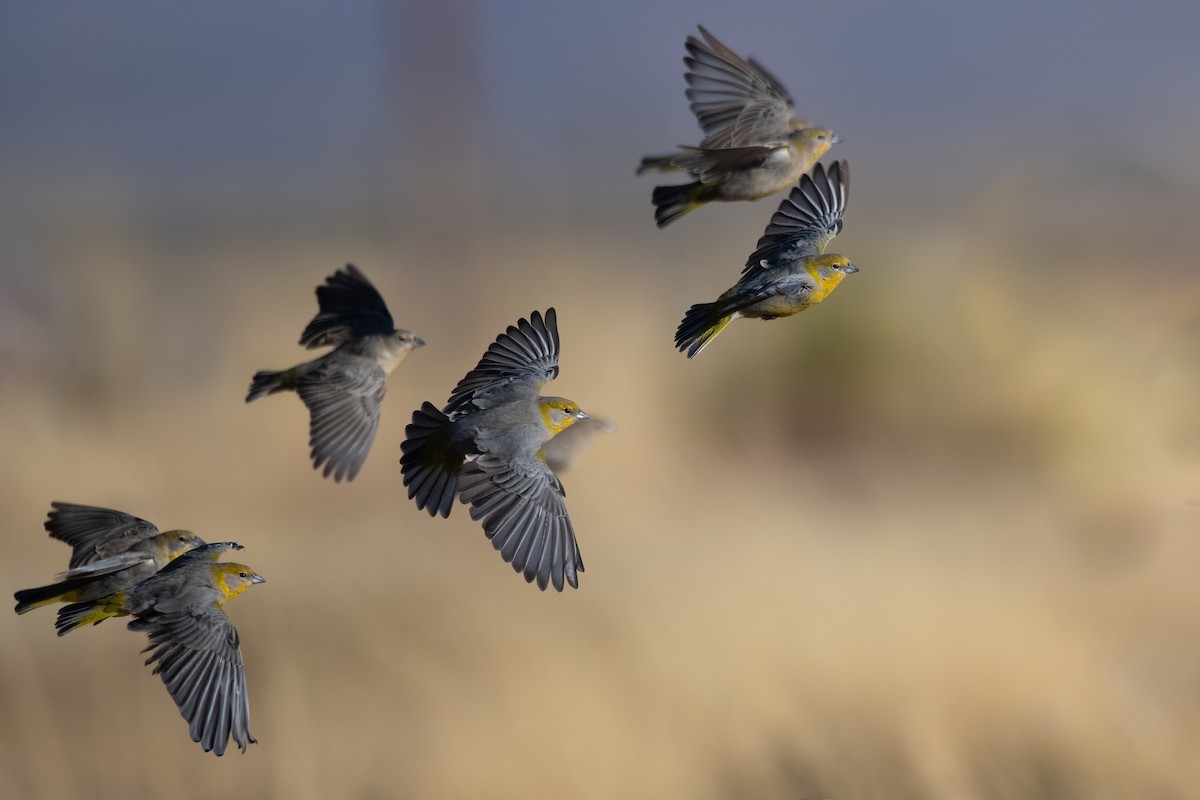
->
[792, 127, 839, 158]
[539, 398, 589, 438]
[213, 563, 266, 605]
[804, 255, 859, 303]
[152, 530, 207, 563]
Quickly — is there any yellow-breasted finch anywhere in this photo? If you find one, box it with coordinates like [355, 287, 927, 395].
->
[400, 309, 589, 591]
[676, 160, 857, 358]
[56, 542, 264, 756]
[14, 502, 205, 615]
[247, 264, 424, 481]
[639, 26, 839, 227]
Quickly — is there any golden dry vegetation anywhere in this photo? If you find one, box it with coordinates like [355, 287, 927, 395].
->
[1, 150, 1198, 799]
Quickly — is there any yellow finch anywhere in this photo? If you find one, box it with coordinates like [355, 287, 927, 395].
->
[14, 502, 205, 615]
[639, 26, 839, 227]
[56, 542, 264, 756]
[676, 160, 856, 358]
[247, 264, 424, 481]
[400, 309, 589, 591]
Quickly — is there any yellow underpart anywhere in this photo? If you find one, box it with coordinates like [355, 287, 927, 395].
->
[81, 591, 128, 625]
[801, 257, 851, 306]
[696, 313, 736, 350]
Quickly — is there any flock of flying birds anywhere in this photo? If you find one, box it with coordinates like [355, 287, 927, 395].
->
[14, 26, 857, 756]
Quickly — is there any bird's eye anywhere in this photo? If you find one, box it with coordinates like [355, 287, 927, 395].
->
[239, 571, 248, 578]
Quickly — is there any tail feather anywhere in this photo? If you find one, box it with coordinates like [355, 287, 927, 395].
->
[637, 153, 682, 175]
[55, 592, 128, 636]
[400, 403, 462, 518]
[14, 582, 73, 615]
[652, 182, 705, 228]
[245, 369, 294, 402]
[675, 301, 737, 359]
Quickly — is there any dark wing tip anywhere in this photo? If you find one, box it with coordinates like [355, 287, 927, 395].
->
[300, 264, 395, 346]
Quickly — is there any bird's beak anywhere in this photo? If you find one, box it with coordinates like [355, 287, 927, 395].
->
[844, 263, 859, 273]
[251, 573, 266, 585]
[414, 337, 426, 348]
[830, 135, 842, 145]
[577, 410, 590, 420]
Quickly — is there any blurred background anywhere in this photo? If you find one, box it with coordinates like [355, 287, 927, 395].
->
[2, 1, 1198, 797]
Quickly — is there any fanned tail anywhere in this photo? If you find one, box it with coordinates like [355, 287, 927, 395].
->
[652, 181, 706, 228]
[675, 301, 737, 359]
[400, 402, 463, 518]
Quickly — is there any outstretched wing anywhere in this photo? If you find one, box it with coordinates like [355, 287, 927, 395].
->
[743, 160, 849, 276]
[45, 502, 162, 570]
[456, 453, 584, 592]
[684, 26, 796, 149]
[296, 358, 387, 482]
[299, 264, 395, 349]
[443, 309, 560, 416]
[130, 607, 255, 756]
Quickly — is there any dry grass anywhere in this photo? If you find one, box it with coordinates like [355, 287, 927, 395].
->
[1, 160, 1198, 799]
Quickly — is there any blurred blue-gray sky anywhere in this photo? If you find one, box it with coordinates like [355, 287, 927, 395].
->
[3, 0, 1198, 213]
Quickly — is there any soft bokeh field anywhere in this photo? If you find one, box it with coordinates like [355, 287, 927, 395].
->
[2, 2, 1199, 798]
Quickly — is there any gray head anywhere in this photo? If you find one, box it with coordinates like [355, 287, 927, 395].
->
[390, 329, 425, 350]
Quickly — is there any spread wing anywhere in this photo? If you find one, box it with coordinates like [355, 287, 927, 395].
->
[456, 453, 584, 591]
[743, 160, 849, 277]
[299, 264, 395, 349]
[443, 309, 560, 416]
[130, 607, 255, 756]
[295, 358, 387, 482]
[45, 502, 162, 570]
[684, 26, 796, 148]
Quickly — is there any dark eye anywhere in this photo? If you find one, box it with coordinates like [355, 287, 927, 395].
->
[239, 571, 248, 578]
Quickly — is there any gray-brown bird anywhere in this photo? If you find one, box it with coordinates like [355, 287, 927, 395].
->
[14, 502, 206, 615]
[639, 26, 839, 227]
[400, 309, 589, 591]
[247, 264, 424, 481]
[56, 541, 264, 756]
